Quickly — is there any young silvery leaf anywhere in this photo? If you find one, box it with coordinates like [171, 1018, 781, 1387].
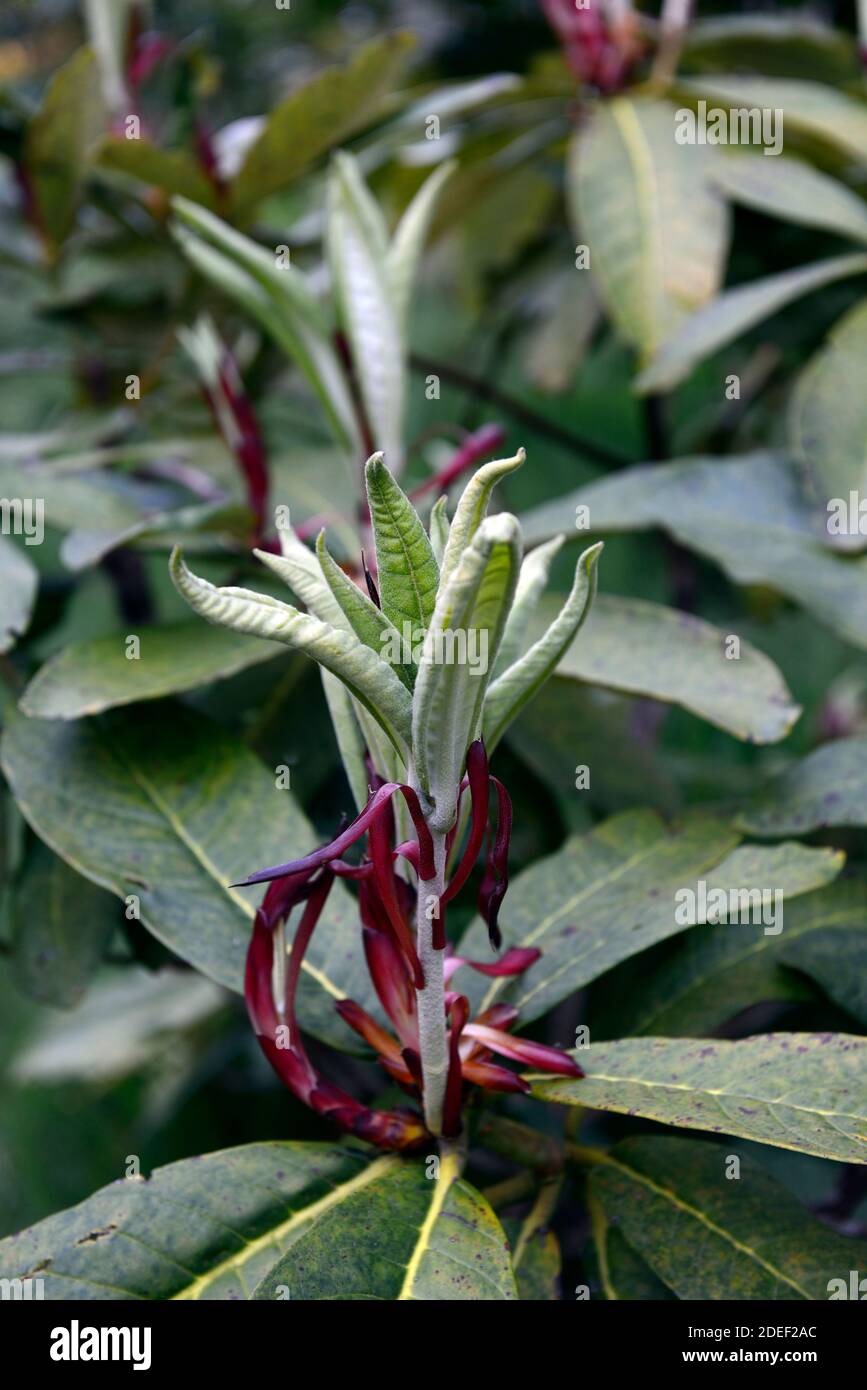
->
[438, 447, 525, 591]
[492, 534, 565, 679]
[388, 159, 456, 334]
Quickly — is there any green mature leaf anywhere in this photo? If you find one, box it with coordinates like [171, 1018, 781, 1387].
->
[492, 535, 564, 679]
[739, 735, 867, 837]
[253, 1153, 517, 1301]
[0, 705, 376, 1049]
[364, 454, 439, 637]
[438, 449, 524, 592]
[599, 879, 867, 1039]
[329, 157, 404, 471]
[315, 530, 413, 688]
[681, 16, 858, 83]
[550, 593, 800, 744]
[26, 47, 105, 251]
[170, 548, 413, 760]
[229, 34, 416, 217]
[636, 254, 867, 394]
[10, 843, 118, 1009]
[679, 77, 867, 166]
[19, 621, 282, 719]
[455, 810, 841, 1023]
[483, 542, 602, 751]
[0, 1144, 515, 1301]
[413, 513, 521, 829]
[534, 1034, 867, 1163]
[522, 453, 867, 651]
[781, 928, 867, 1028]
[590, 1136, 867, 1300]
[712, 154, 867, 244]
[590, 1207, 676, 1301]
[505, 1208, 562, 1301]
[99, 139, 217, 207]
[568, 97, 729, 362]
[388, 160, 456, 332]
[172, 221, 359, 454]
[0, 536, 38, 654]
[791, 297, 867, 546]
[11, 968, 225, 1082]
[320, 669, 370, 814]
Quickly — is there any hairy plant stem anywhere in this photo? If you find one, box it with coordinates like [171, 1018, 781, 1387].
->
[415, 829, 449, 1135]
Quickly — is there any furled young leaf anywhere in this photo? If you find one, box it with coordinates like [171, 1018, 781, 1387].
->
[257, 529, 351, 629]
[492, 535, 564, 679]
[455, 810, 841, 1022]
[428, 495, 450, 566]
[170, 547, 413, 760]
[567, 97, 729, 362]
[781, 927, 867, 1028]
[636, 254, 867, 394]
[438, 449, 524, 592]
[522, 453, 867, 651]
[315, 530, 413, 689]
[0, 1143, 515, 1301]
[712, 154, 867, 245]
[535, 1034, 867, 1163]
[229, 33, 416, 217]
[388, 160, 456, 332]
[320, 669, 370, 814]
[19, 621, 282, 720]
[550, 593, 800, 744]
[483, 541, 602, 751]
[365, 453, 439, 634]
[590, 1136, 867, 1300]
[10, 842, 118, 1009]
[600, 879, 867, 1039]
[26, 46, 105, 252]
[253, 1151, 516, 1301]
[739, 735, 867, 837]
[413, 513, 521, 829]
[0, 536, 38, 655]
[171, 212, 359, 454]
[791, 296, 867, 547]
[329, 156, 404, 471]
[0, 704, 376, 1049]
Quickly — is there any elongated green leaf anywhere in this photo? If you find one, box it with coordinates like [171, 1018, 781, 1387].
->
[483, 542, 602, 751]
[229, 34, 415, 217]
[315, 530, 413, 689]
[26, 47, 105, 251]
[428, 495, 450, 566]
[682, 16, 858, 85]
[535, 1033, 867, 1163]
[171, 547, 412, 760]
[568, 97, 729, 362]
[590, 1136, 867, 1300]
[0, 1143, 515, 1301]
[739, 735, 867, 837]
[712, 153, 867, 244]
[100, 139, 217, 207]
[320, 669, 370, 814]
[504, 1179, 563, 1301]
[10, 842, 118, 1009]
[599, 879, 867, 1039]
[551, 593, 800, 744]
[254, 1150, 516, 1301]
[365, 453, 439, 634]
[0, 536, 38, 654]
[679, 77, 867, 166]
[522, 452, 867, 651]
[413, 513, 521, 829]
[388, 160, 456, 332]
[438, 449, 524, 592]
[329, 157, 404, 471]
[590, 1204, 675, 1301]
[455, 810, 840, 1022]
[0, 704, 375, 1049]
[492, 535, 564, 679]
[782, 927, 867, 1028]
[19, 620, 282, 720]
[636, 254, 867, 394]
[172, 222, 359, 454]
[257, 530, 350, 629]
[791, 296, 867, 547]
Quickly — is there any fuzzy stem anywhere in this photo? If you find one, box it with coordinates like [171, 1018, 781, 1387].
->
[415, 829, 449, 1135]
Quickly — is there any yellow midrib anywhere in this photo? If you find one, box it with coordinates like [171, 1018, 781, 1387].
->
[397, 1150, 461, 1300]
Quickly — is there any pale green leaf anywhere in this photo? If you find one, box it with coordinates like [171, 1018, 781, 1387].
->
[438, 449, 524, 593]
[492, 535, 564, 679]
[428, 495, 450, 566]
[781, 927, 867, 1028]
[388, 160, 456, 332]
[712, 153, 867, 244]
[739, 734, 867, 837]
[0, 536, 38, 655]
